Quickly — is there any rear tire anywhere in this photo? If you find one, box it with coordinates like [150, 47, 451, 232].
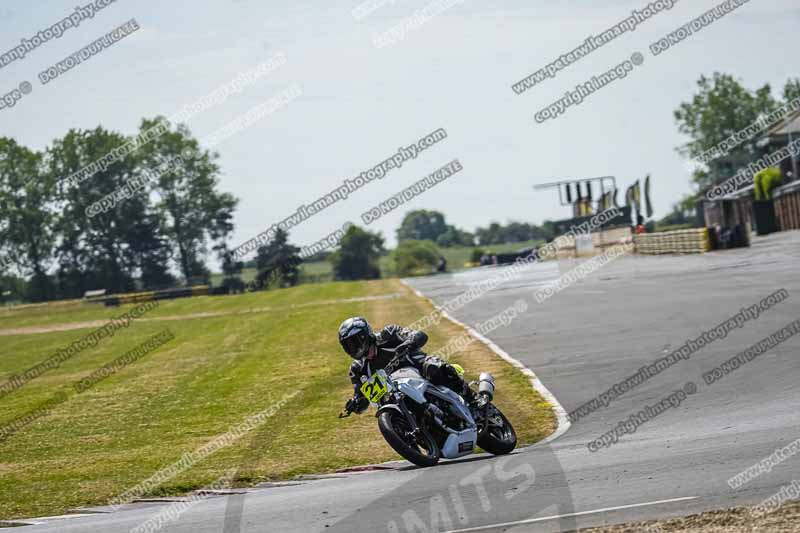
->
[378, 410, 440, 467]
[477, 404, 517, 455]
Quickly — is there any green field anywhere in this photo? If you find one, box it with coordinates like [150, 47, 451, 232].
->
[0, 279, 554, 520]
[209, 261, 333, 287]
[210, 239, 544, 286]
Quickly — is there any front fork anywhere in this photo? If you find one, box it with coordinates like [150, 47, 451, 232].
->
[376, 393, 424, 439]
[473, 403, 490, 436]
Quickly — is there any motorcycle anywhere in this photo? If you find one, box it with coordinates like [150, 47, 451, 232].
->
[339, 352, 517, 467]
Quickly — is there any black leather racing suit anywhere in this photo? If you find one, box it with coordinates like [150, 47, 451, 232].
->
[347, 324, 470, 414]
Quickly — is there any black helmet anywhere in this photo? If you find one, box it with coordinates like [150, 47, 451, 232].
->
[338, 317, 376, 359]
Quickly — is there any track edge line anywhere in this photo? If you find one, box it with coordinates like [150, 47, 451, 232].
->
[398, 278, 571, 446]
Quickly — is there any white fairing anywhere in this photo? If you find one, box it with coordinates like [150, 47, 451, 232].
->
[441, 429, 477, 458]
[390, 368, 478, 459]
[390, 368, 428, 404]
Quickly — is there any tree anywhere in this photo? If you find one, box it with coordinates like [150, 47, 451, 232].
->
[473, 220, 552, 246]
[254, 228, 301, 289]
[127, 212, 176, 289]
[47, 127, 166, 297]
[475, 222, 503, 246]
[435, 225, 474, 247]
[0, 138, 57, 301]
[0, 115, 244, 302]
[538, 221, 556, 242]
[396, 210, 448, 242]
[675, 73, 778, 191]
[784, 78, 800, 102]
[331, 226, 384, 281]
[392, 240, 440, 276]
[0, 274, 26, 304]
[503, 222, 534, 243]
[212, 242, 245, 293]
[658, 195, 696, 227]
[397, 210, 475, 248]
[137, 117, 238, 285]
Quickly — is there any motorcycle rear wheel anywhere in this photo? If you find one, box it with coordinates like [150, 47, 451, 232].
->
[477, 404, 517, 455]
[378, 410, 440, 467]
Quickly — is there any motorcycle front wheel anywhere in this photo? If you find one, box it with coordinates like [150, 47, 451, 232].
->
[477, 403, 517, 455]
[378, 410, 440, 467]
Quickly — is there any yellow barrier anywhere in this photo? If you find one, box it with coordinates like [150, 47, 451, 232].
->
[634, 228, 711, 255]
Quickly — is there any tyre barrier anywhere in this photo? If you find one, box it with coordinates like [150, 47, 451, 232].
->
[634, 228, 711, 255]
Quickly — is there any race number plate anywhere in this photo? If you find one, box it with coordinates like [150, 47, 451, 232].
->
[360, 373, 389, 404]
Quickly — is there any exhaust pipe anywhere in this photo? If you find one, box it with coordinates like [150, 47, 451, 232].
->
[478, 372, 495, 401]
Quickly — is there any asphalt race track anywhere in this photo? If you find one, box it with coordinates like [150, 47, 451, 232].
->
[18, 232, 800, 532]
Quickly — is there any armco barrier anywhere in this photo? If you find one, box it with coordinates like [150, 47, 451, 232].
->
[88, 286, 210, 306]
[634, 228, 711, 255]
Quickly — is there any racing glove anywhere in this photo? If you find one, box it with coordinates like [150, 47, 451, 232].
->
[345, 395, 369, 414]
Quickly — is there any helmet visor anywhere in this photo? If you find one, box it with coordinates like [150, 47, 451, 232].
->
[341, 330, 369, 359]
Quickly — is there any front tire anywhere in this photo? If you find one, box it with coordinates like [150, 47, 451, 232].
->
[477, 404, 517, 455]
[378, 410, 440, 467]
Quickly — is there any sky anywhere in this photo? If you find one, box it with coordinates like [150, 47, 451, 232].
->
[0, 0, 798, 258]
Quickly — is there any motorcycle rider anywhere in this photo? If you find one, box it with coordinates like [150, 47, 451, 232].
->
[338, 316, 481, 415]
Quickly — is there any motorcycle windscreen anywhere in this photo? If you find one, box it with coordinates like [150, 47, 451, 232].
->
[390, 367, 422, 380]
[391, 368, 428, 404]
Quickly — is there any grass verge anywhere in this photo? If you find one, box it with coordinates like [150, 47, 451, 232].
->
[0, 279, 554, 520]
[578, 500, 800, 532]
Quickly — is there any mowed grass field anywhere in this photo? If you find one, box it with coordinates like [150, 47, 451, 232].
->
[0, 279, 554, 520]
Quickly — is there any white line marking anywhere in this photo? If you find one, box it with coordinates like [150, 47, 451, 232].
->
[443, 496, 698, 532]
[398, 279, 571, 445]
